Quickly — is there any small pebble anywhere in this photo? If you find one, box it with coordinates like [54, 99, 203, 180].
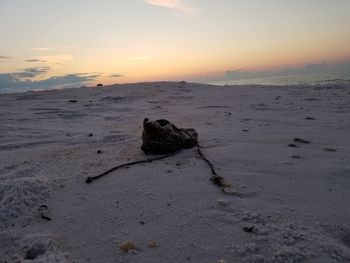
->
[148, 240, 158, 248]
[222, 187, 237, 195]
[243, 226, 255, 233]
[294, 137, 310, 144]
[97, 150, 102, 154]
[119, 240, 136, 252]
[40, 210, 51, 221]
[324, 147, 337, 152]
[87, 133, 93, 137]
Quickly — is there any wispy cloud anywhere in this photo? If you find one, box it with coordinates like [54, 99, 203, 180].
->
[25, 59, 47, 63]
[16, 67, 51, 78]
[108, 74, 124, 78]
[144, 0, 194, 15]
[0, 55, 11, 60]
[29, 45, 78, 51]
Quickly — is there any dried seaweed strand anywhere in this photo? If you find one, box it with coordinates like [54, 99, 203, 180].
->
[86, 122, 228, 190]
[85, 152, 177, 183]
[178, 128, 227, 188]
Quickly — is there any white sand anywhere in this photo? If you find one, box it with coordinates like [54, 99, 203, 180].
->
[1, 82, 350, 262]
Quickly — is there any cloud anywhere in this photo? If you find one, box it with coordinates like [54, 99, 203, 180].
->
[144, 0, 194, 15]
[108, 74, 124, 78]
[29, 45, 78, 51]
[25, 59, 46, 63]
[16, 67, 51, 78]
[0, 55, 11, 59]
[0, 69, 99, 93]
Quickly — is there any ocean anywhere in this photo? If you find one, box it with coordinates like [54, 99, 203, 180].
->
[211, 71, 350, 86]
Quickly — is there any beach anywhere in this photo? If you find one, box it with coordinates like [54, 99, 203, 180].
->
[1, 82, 350, 262]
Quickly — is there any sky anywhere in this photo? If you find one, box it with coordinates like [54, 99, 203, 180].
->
[1, 0, 350, 92]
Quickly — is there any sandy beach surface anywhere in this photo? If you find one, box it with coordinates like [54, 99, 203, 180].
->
[1, 82, 350, 262]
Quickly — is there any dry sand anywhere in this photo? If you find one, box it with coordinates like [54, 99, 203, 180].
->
[0, 82, 350, 262]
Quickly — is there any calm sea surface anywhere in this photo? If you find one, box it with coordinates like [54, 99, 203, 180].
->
[211, 71, 350, 86]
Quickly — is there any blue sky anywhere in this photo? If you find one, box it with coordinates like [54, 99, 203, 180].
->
[1, 0, 350, 92]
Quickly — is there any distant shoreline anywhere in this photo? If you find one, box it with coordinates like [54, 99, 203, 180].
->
[2, 76, 350, 96]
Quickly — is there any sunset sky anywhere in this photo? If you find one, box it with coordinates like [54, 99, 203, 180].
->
[1, 0, 350, 91]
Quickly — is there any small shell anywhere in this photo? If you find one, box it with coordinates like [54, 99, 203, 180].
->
[223, 187, 237, 195]
[119, 240, 136, 252]
[148, 240, 158, 248]
[217, 260, 226, 263]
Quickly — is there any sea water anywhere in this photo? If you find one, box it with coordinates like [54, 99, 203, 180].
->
[211, 71, 350, 86]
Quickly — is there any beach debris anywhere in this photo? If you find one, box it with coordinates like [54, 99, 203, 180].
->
[87, 133, 93, 137]
[86, 118, 234, 195]
[141, 118, 197, 154]
[211, 175, 229, 188]
[139, 221, 145, 225]
[86, 153, 177, 183]
[97, 83, 103, 87]
[305, 97, 317, 101]
[323, 147, 337, 152]
[242, 129, 249, 132]
[222, 187, 238, 195]
[38, 205, 51, 221]
[68, 99, 77, 103]
[305, 117, 316, 120]
[97, 150, 102, 154]
[217, 260, 227, 263]
[243, 225, 255, 233]
[288, 143, 298, 148]
[148, 240, 158, 248]
[294, 138, 310, 144]
[291, 155, 301, 159]
[119, 240, 137, 252]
